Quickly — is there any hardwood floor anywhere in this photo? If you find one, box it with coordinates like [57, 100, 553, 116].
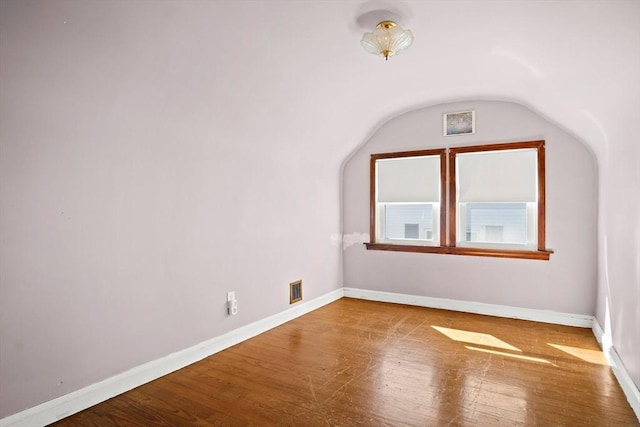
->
[52, 298, 639, 426]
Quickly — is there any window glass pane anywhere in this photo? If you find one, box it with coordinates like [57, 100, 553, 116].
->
[384, 204, 434, 241]
[464, 203, 528, 244]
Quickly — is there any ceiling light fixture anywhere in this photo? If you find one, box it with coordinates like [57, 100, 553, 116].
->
[361, 21, 413, 61]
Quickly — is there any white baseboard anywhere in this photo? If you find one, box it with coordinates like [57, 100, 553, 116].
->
[592, 317, 605, 348]
[609, 347, 640, 421]
[4, 287, 638, 426]
[343, 287, 594, 327]
[0, 288, 344, 427]
[592, 320, 640, 421]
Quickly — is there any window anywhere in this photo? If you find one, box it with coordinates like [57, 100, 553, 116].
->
[366, 140, 551, 260]
[370, 149, 446, 247]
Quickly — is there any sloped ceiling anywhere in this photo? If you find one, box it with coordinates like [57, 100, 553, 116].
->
[172, 0, 639, 162]
[2, 1, 637, 166]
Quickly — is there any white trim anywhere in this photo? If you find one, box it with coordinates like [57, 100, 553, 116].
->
[592, 319, 640, 421]
[4, 288, 638, 426]
[343, 287, 593, 327]
[608, 346, 640, 421]
[592, 318, 606, 351]
[0, 288, 344, 427]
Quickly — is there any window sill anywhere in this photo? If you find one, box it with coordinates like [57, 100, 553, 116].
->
[364, 243, 553, 260]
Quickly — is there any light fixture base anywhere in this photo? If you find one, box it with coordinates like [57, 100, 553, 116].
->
[377, 21, 397, 29]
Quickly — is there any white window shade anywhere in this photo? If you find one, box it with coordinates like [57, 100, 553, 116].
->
[457, 149, 537, 203]
[377, 156, 441, 203]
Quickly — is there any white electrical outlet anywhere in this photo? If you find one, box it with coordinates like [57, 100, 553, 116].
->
[227, 291, 238, 315]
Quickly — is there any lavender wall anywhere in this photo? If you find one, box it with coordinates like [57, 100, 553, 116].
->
[0, 1, 342, 418]
[595, 129, 640, 390]
[343, 101, 598, 315]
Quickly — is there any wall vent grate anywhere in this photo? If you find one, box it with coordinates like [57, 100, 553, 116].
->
[289, 280, 303, 304]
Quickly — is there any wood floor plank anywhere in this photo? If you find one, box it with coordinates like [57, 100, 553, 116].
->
[50, 298, 639, 426]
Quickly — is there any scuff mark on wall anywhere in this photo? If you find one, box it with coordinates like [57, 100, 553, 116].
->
[342, 233, 370, 250]
[330, 233, 370, 250]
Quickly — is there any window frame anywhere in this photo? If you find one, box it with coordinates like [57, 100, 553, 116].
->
[365, 140, 552, 260]
[369, 148, 447, 250]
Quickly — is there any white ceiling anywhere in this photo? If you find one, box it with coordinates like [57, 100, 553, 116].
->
[181, 0, 638, 165]
[3, 0, 638, 168]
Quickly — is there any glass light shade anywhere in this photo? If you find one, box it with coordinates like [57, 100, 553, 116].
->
[361, 21, 413, 60]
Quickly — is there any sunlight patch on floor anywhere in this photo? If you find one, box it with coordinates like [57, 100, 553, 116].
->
[432, 325, 521, 352]
[548, 343, 607, 365]
[466, 346, 555, 366]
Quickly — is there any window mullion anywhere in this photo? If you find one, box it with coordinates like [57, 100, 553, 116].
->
[447, 149, 457, 247]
